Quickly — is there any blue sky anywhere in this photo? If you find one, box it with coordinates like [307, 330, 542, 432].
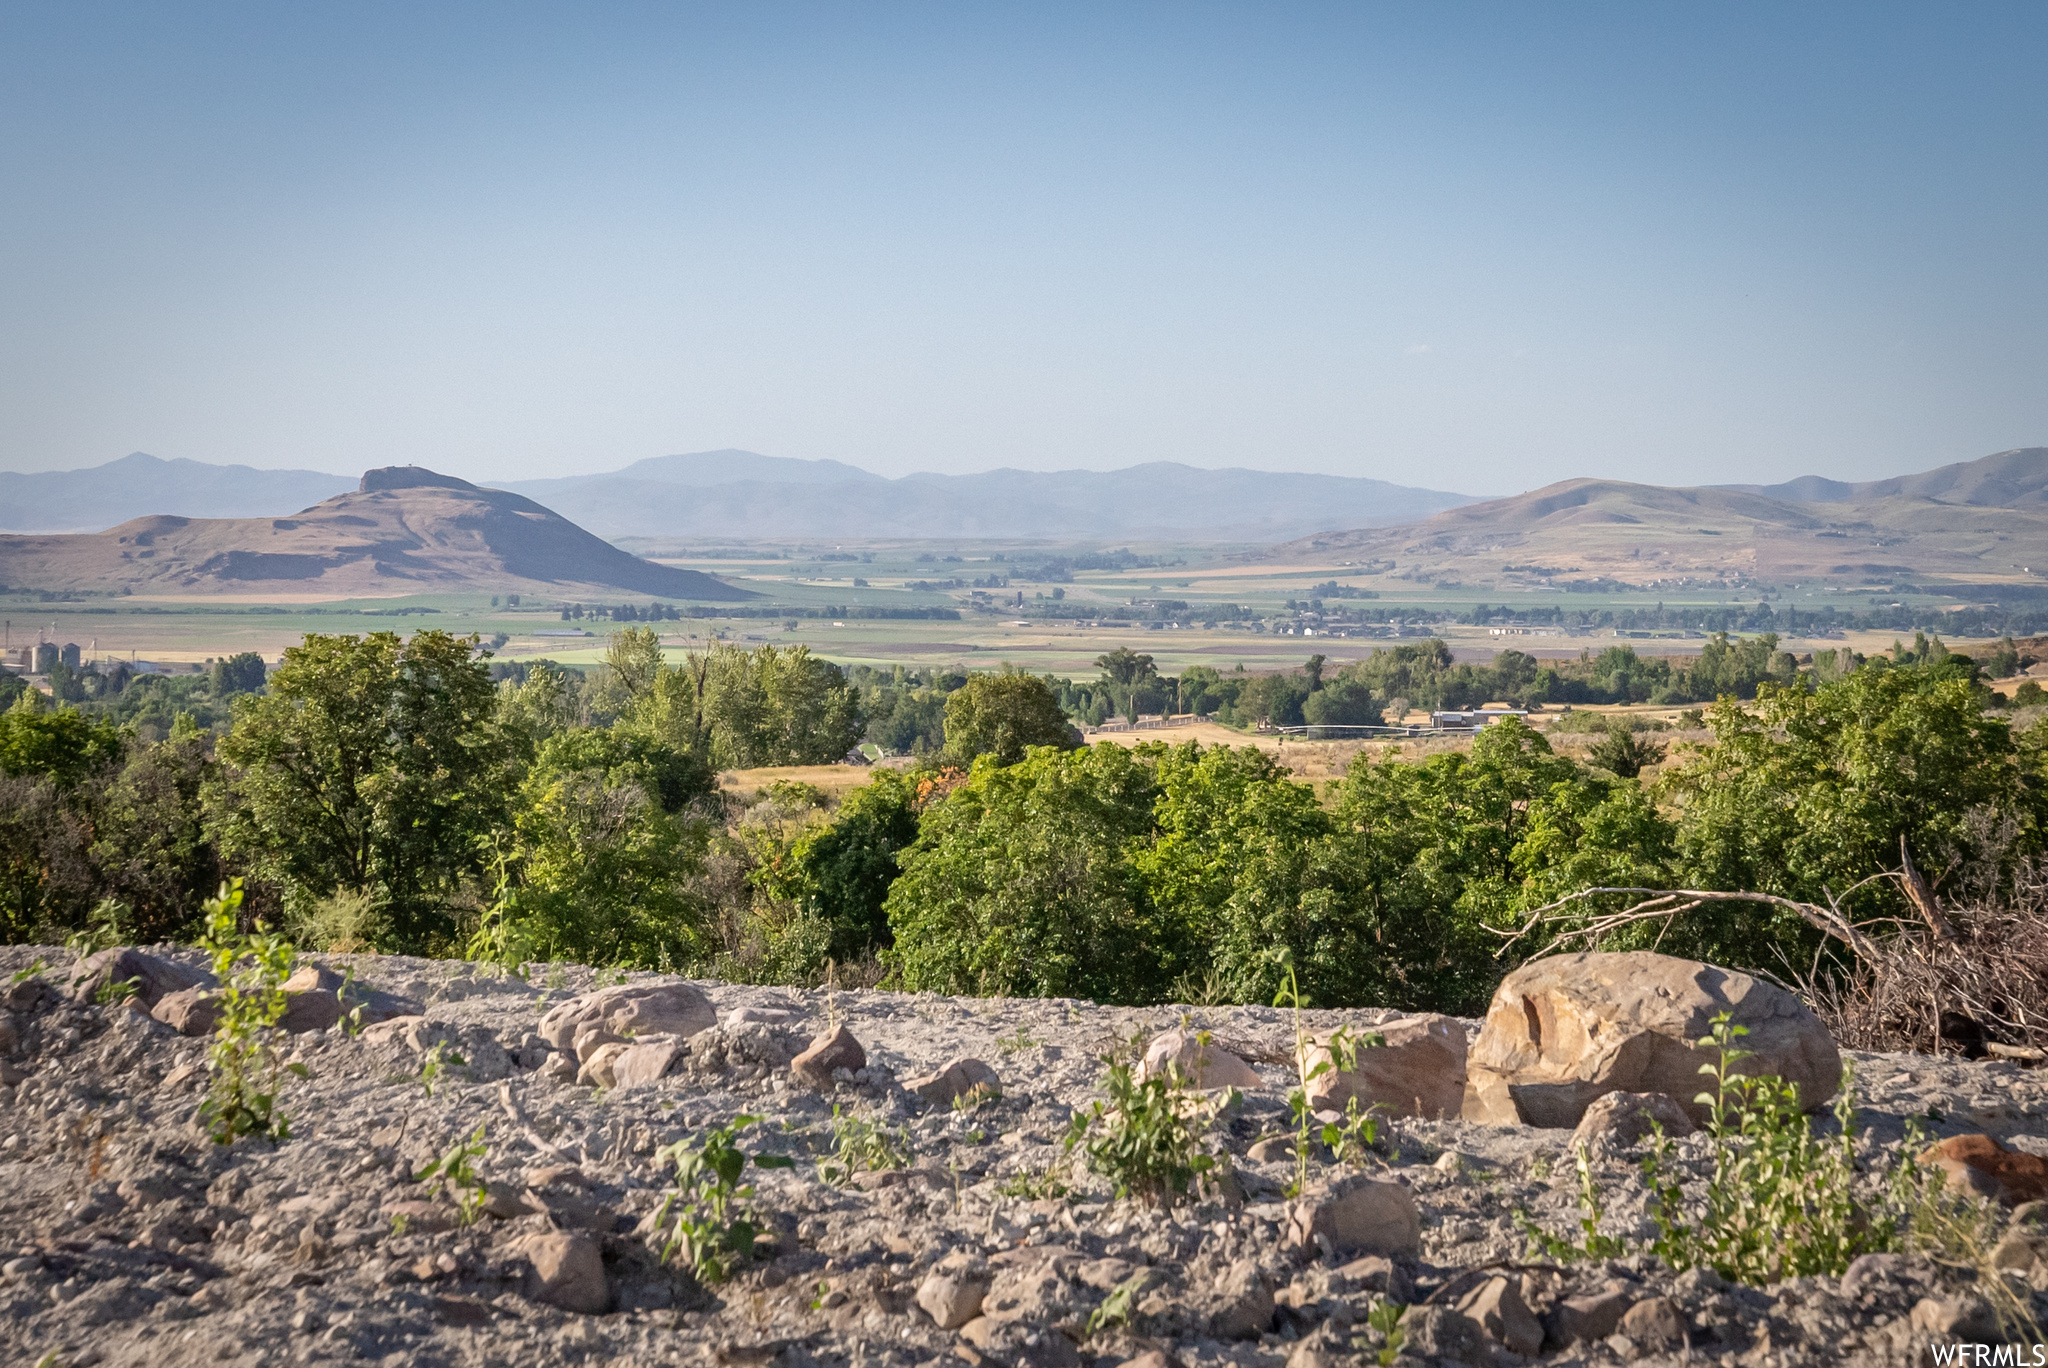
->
[1, 3, 2043, 494]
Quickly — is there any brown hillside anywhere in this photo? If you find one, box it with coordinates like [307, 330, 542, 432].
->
[0, 466, 754, 599]
[1267, 452, 2048, 590]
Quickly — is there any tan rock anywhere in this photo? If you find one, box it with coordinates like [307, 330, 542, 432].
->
[360, 1015, 447, 1049]
[1140, 1030, 1262, 1092]
[1542, 1286, 1632, 1348]
[576, 1041, 632, 1088]
[906, 1057, 1002, 1106]
[1571, 1090, 1697, 1148]
[791, 1024, 865, 1087]
[916, 1252, 992, 1330]
[572, 1022, 626, 1062]
[1921, 1133, 2048, 1205]
[152, 988, 219, 1036]
[1910, 1295, 1998, 1343]
[1619, 1297, 1689, 1351]
[536, 982, 716, 1053]
[1304, 1014, 1466, 1120]
[509, 1231, 609, 1313]
[1463, 951, 1839, 1127]
[68, 948, 212, 1008]
[1247, 1135, 1294, 1163]
[1208, 1259, 1274, 1339]
[611, 1037, 686, 1089]
[1284, 1177, 1421, 1259]
[1454, 1275, 1542, 1356]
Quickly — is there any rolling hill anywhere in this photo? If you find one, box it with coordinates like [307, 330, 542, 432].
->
[0, 466, 753, 599]
[1271, 447, 2048, 591]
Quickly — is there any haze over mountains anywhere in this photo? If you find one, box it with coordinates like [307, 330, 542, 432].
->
[1277, 446, 2048, 592]
[0, 450, 1477, 541]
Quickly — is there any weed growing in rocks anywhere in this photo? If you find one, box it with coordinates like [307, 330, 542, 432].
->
[818, 1105, 910, 1186]
[418, 1041, 465, 1097]
[1520, 1015, 1891, 1279]
[416, 1123, 491, 1225]
[1274, 950, 1384, 1197]
[1362, 1299, 1408, 1366]
[652, 1115, 795, 1283]
[1516, 1143, 1627, 1263]
[198, 879, 304, 1146]
[1065, 1062, 1231, 1204]
[1644, 1015, 1891, 1283]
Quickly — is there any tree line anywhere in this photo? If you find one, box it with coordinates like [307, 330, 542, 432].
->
[2, 626, 2038, 1015]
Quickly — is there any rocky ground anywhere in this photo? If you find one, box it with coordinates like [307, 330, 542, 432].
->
[2, 944, 2046, 1368]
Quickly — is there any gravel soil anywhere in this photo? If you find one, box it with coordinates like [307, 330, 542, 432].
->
[2, 944, 2044, 1368]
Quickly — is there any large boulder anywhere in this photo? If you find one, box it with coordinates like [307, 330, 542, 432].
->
[68, 949, 212, 1008]
[537, 982, 716, 1054]
[1462, 951, 1839, 1128]
[1140, 1030, 1262, 1091]
[1303, 1014, 1466, 1120]
[1284, 1177, 1421, 1259]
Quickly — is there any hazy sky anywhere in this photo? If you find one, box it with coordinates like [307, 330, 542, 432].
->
[2, 4, 2044, 495]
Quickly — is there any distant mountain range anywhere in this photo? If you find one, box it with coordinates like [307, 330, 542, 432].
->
[0, 453, 356, 533]
[0, 450, 1479, 541]
[0, 466, 752, 599]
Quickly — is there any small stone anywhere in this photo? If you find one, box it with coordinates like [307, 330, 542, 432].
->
[1571, 1090, 1697, 1148]
[611, 1037, 687, 1089]
[1208, 1259, 1274, 1339]
[3, 1255, 42, 1279]
[541, 1052, 579, 1083]
[1432, 1150, 1463, 1174]
[1403, 1304, 1491, 1362]
[905, 1057, 1002, 1106]
[576, 1041, 632, 1088]
[1455, 1274, 1542, 1356]
[916, 1251, 991, 1329]
[509, 1231, 609, 1314]
[1618, 1297, 1688, 1351]
[792, 1025, 865, 1088]
[1331, 1255, 1412, 1303]
[1247, 1135, 1294, 1163]
[151, 988, 219, 1037]
[1542, 1286, 1632, 1349]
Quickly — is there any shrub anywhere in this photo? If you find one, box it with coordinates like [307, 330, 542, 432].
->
[818, 1105, 911, 1186]
[197, 879, 303, 1146]
[1064, 1061, 1231, 1204]
[650, 1116, 795, 1283]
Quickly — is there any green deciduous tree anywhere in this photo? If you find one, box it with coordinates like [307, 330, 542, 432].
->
[1662, 658, 2044, 967]
[884, 744, 1164, 1002]
[501, 726, 714, 970]
[942, 670, 1078, 766]
[207, 631, 505, 951]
